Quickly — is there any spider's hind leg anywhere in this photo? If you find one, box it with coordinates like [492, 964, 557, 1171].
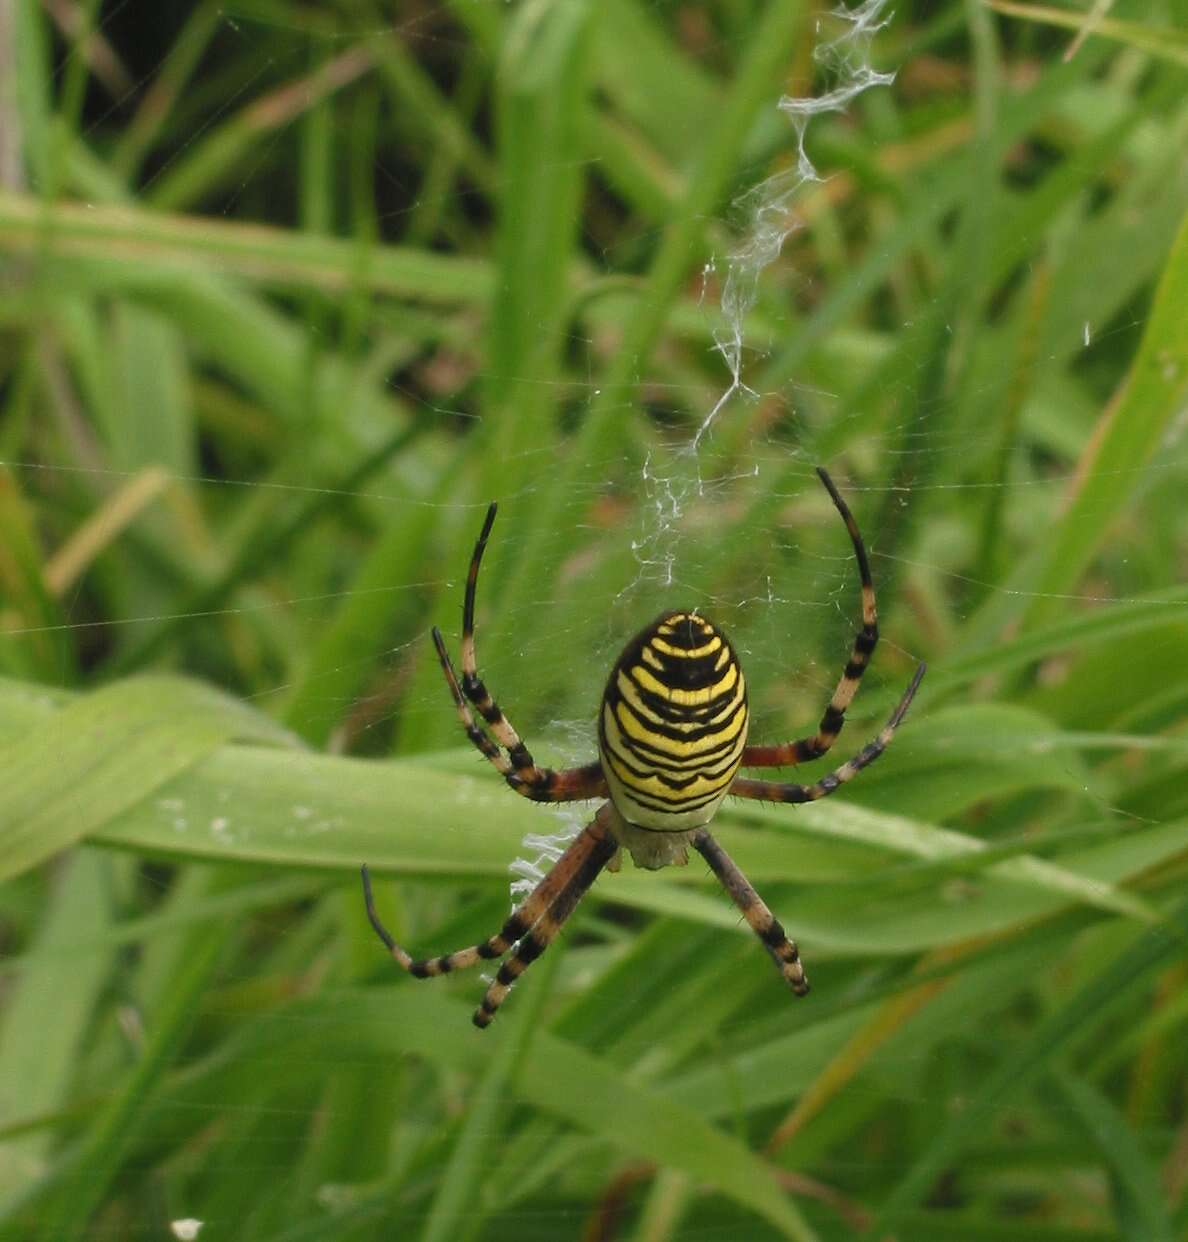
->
[693, 829, 809, 996]
[362, 809, 617, 1027]
[474, 824, 617, 1027]
[363, 864, 517, 976]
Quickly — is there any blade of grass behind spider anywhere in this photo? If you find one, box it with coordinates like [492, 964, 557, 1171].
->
[140, 989, 820, 1241]
[0, 677, 288, 884]
[94, 749, 1188, 948]
[986, 0, 1188, 66]
[388, 2, 595, 757]
[110, 1, 222, 179]
[0, 851, 112, 1202]
[0, 469, 74, 682]
[32, 876, 234, 1242]
[862, 78, 1174, 598]
[478, 0, 592, 508]
[870, 892, 1188, 1235]
[110, 416, 428, 678]
[281, 480, 446, 746]
[1020, 210, 1188, 630]
[0, 192, 495, 305]
[1050, 1067, 1175, 1242]
[0, 681, 1168, 938]
[421, 940, 561, 1242]
[144, 48, 376, 214]
[9, 2, 51, 190]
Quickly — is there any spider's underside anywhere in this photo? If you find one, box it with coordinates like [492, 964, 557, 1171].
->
[362, 468, 925, 1028]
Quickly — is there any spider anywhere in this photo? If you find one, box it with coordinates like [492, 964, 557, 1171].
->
[362, 468, 925, 1028]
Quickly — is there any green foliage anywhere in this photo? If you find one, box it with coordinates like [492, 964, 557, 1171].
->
[1, 2, 1187, 1240]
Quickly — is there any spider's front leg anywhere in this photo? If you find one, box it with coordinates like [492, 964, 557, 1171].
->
[432, 502, 608, 804]
[742, 467, 880, 771]
[732, 663, 925, 804]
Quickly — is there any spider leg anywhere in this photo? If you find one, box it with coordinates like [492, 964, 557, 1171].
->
[474, 819, 617, 1028]
[732, 663, 925, 804]
[693, 829, 808, 995]
[362, 810, 616, 1028]
[742, 467, 879, 770]
[431, 502, 607, 804]
[431, 626, 607, 802]
[457, 505, 536, 767]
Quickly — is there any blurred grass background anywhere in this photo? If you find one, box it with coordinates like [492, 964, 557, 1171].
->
[1, 0, 1188, 1239]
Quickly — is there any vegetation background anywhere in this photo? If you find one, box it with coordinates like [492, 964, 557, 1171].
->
[2, 0, 1187, 1238]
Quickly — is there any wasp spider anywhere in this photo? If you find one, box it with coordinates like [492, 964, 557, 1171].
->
[363, 468, 925, 1028]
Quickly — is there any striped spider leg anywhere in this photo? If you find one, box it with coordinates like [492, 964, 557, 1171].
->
[741, 467, 881, 771]
[693, 829, 809, 995]
[730, 663, 925, 805]
[430, 502, 607, 805]
[733, 466, 926, 805]
[362, 808, 617, 1028]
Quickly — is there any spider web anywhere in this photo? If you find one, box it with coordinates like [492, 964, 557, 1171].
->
[509, 0, 900, 902]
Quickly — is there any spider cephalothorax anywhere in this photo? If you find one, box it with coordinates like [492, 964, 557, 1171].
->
[363, 469, 925, 1027]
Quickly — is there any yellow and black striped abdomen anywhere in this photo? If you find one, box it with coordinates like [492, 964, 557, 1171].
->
[599, 612, 748, 831]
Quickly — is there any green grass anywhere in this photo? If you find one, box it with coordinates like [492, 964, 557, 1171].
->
[1, 2, 1187, 1239]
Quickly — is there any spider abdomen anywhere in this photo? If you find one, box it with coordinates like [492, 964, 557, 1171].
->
[599, 611, 748, 831]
